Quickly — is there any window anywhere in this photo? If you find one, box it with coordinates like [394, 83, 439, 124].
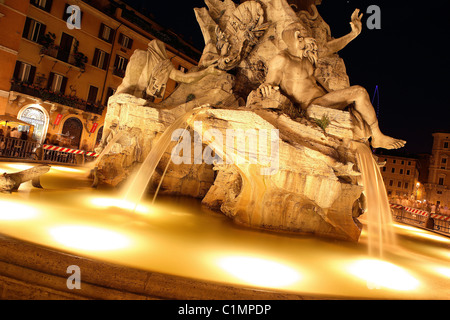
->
[113, 55, 128, 77]
[404, 182, 409, 189]
[393, 159, 396, 164]
[401, 160, 404, 165]
[389, 180, 393, 187]
[441, 157, 448, 170]
[118, 33, 133, 49]
[438, 177, 444, 186]
[87, 85, 99, 104]
[391, 168, 395, 173]
[397, 181, 402, 188]
[437, 191, 443, 195]
[408, 161, 412, 166]
[99, 23, 114, 43]
[31, 0, 53, 12]
[444, 141, 449, 149]
[47, 72, 68, 94]
[13, 61, 36, 84]
[22, 17, 46, 43]
[406, 169, 410, 175]
[400, 169, 404, 174]
[92, 48, 110, 70]
[382, 166, 386, 172]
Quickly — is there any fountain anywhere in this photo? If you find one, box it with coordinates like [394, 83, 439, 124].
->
[0, 0, 448, 300]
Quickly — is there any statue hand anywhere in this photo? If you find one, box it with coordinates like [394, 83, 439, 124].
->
[350, 9, 363, 37]
[258, 83, 279, 97]
[205, 64, 224, 76]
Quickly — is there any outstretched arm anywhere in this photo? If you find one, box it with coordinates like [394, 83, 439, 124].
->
[320, 9, 363, 58]
[169, 65, 222, 84]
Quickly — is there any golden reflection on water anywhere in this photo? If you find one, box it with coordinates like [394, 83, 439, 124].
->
[0, 161, 449, 299]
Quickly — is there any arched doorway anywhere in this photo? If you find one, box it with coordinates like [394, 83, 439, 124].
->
[96, 126, 103, 149]
[61, 117, 83, 149]
[18, 104, 49, 144]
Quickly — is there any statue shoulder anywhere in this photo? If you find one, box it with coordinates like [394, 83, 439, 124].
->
[268, 50, 290, 69]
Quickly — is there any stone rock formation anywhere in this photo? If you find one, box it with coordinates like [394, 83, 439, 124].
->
[94, 0, 396, 241]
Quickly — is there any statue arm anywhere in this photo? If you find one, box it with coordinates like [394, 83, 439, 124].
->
[320, 9, 363, 58]
[169, 65, 222, 84]
[259, 54, 285, 97]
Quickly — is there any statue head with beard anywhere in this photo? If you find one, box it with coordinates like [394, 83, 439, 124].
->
[282, 23, 318, 67]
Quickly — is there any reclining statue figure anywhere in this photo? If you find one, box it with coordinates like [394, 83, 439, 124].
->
[115, 39, 220, 100]
[259, 9, 406, 149]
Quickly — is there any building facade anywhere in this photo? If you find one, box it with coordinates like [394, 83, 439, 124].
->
[425, 132, 450, 209]
[378, 154, 422, 200]
[0, 0, 200, 154]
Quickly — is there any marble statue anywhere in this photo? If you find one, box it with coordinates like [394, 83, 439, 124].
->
[95, 0, 408, 241]
[0, 165, 50, 192]
[258, 11, 406, 150]
[116, 39, 221, 99]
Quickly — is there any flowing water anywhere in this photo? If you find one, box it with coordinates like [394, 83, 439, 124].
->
[0, 161, 448, 299]
[355, 142, 397, 258]
[121, 109, 199, 209]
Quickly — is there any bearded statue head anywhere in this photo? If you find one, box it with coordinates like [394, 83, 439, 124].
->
[282, 22, 319, 66]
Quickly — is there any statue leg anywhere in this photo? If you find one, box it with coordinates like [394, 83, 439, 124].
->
[311, 85, 406, 149]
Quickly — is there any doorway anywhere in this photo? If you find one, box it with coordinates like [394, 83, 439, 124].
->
[57, 32, 74, 63]
[18, 105, 47, 144]
[61, 117, 83, 149]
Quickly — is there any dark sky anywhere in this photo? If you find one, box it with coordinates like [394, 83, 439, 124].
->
[123, 0, 450, 155]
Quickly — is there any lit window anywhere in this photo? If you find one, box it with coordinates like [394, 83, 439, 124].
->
[48, 72, 67, 94]
[93, 48, 110, 70]
[99, 23, 114, 43]
[22, 18, 45, 43]
[118, 33, 133, 49]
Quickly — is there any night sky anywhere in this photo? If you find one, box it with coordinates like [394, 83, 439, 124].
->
[123, 0, 449, 155]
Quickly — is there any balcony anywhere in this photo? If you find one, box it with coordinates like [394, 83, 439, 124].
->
[40, 45, 88, 72]
[10, 80, 105, 115]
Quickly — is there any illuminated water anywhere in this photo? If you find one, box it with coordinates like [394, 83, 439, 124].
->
[0, 161, 449, 299]
[121, 109, 198, 207]
[355, 143, 397, 258]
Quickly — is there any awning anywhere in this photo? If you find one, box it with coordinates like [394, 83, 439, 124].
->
[0, 114, 35, 127]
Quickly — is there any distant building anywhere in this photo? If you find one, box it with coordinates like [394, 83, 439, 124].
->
[377, 154, 422, 200]
[0, 0, 200, 152]
[425, 132, 450, 209]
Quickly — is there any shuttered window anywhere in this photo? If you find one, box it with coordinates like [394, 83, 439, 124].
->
[22, 17, 46, 43]
[13, 61, 36, 84]
[99, 23, 115, 43]
[47, 72, 68, 94]
[92, 48, 110, 70]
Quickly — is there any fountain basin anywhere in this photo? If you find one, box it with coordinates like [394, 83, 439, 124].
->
[0, 161, 449, 300]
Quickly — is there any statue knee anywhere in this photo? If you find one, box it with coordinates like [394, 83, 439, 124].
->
[351, 85, 369, 100]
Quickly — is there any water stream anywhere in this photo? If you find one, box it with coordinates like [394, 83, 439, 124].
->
[121, 108, 199, 209]
[355, 142, 397, 258]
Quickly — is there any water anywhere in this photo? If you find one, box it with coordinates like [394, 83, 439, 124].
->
[355, 142, 397, 258]
[0, 161, 448, 299]
[121, 109, 199, 209]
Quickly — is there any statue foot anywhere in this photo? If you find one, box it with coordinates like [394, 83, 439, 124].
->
[371, 134, 406, 150]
